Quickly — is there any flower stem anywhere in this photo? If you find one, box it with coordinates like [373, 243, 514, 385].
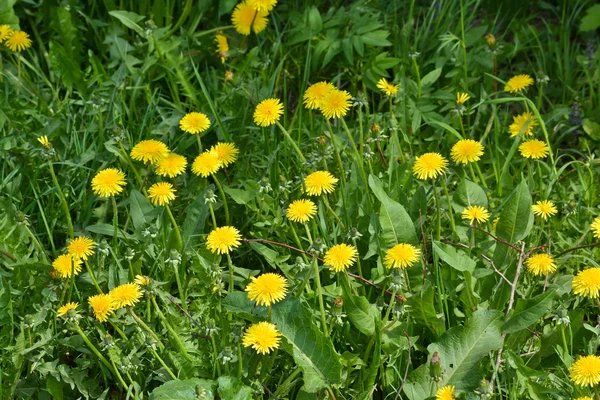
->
[128, 308, 165, 350]
[47, 161, 74, 239]
[340, 117, 370, 197]
[196, 134, 203, 152]
[432, 183, 442, 241]
[226, 253, 235, 293]
[440, 178, 456, 237]
[165, 204, 183, 251]
[119, 142, 143, 187]
[151, 296, 192, 360]
[275, 121, 306, 163]
[211, 336, 222, 378]
[171, 260, 187, 311]
[111, 197, 119, 254]
[212, 174, 230, 225]
[324, 119, 347, 186]
[312, 256, 329, 336]
[322, 195, 344, 230]
[208, 202, 217, 228]
[85, 259, 103, 294]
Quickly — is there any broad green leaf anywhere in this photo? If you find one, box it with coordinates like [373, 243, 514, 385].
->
[222, 291, 268, 322]
[580, 4, 600, 31]
[272, 297, 343, 393]
[130, 189, 153, 231]
[223, 186, 257, 205]
[406, 285, 445, 338]
[432, 241, 476, 273]
[109, 10, 145, 36]
[216, 376, 253, 400]
[149, 379, 216, 400]
[453, 179, 488, 211]
[248, 242, 290, 268]
[403, 364, 431, 400]
[493, 180, 533, 267]
[427, 309, 504, 390]
[340, 276, 378, 336]
[420, 67, 442, 87]
[182, 186, 212, 250]
[502, 290, 555, 334]
[368, 175, 418, 248]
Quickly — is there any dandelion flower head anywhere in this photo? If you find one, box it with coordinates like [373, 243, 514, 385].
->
[525, 253, 557, 276]
[435, 385, 455, 400]
[253, 98, 283, 127]
[591, 216, 600, 239]
[180, 112, 211, 134]
[570, 355, 600, 387]
[504, 74, 534, 93]
[67, 236, 96, 261]
[531, 200, 557, 221]
[572, 268, 600, 299]
[57, 302, 78, 318]
[376, 78, 399, 96]
[319, 89, 352, 119]
[509, 112, 538, 137]
[110, 283, 142, 309]
[461, 205, 490, 224]
[304, 171, 338, 196]
[91, 168, 126, 197]
[412, 152, 448, 180]
[52, 254, 82, 278]
[215, 33, 229, 63]
[148, 182, 176, 206]
[192, 150, 222, 177]
[286, 199, 317, 223]
[130, 140, 169, 164]
[232, 2, 269, 36]
[384, 243, 421, 269]
[456, 92, 470, 104]
[519, 139, 550, 159]
[0, 25, 13, 42]
[156, 153, 187, 178]
[88, 294, 114, 322]
[246, 273, 288, 306]
[37, 135, 51, 149]
[247, 0, 277, 12]
[206, 226, 242, 254]
[304, 81, 335, 109]
[242, 321, 281, 354]
[324, 244, 358, 273]
[211, 142, 239, 167]
[6, 30, 32, 52]
[451, 139, 484, 164]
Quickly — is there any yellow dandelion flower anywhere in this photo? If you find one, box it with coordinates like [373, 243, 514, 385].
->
[324, 244, 358, 273]
[384, 243, 421, 269]
[485, 33, 496, 46]
[572, 268, 600, 299]
[215, 33, 229, 63]
[286, 199, 317, 223]
[57, 302, 78, 318]
[531, 200, 557, 221]
[376, 78, 399, 96]
[525, 253, 557, 276]
[156, 153, 188, 178]
[180, 112, 211, 134]
[254, 98, 284, 127]
[412, 152, 448, 180]
[248, 0, 277, 12]
[504, 74, 534, 93]
[37, 135, 51, 149]
[0, 25, 13, 42]
[134, 275, 151, 287]
[493, 217, 500, 232]
[246, 273, 288, 306]
[242, 321, 281, 354]
[52, 254, 83, 278]
[519, 139, 550, 159]
[210, 142, 239, 166]
[110, 283, 142, 309]
[88, 294, 114, 322]
[5, 31, 32, 52]
[67, 236, 96, 261]
[436, 385, 455, 400]
[206, 226, 242, 254]
[456, 92, 470, 104]
[570, 355, 600, 387]
[591, 217, 600, 239]
[304, 81, 335, 109]
[462, 205, 490, 224]
[509, 112, 538, 137]
[232, 2, 269, 36]
[147, 182, 176, 206]
[320, 89, 352, 119]
[130, 140, 169, 164]
[225, 70, 234, 82]
[192, 151, 222, 177]
[575, 397, 594, 400]
[91, 168, 126, 197]
[450, 139, 484, 164]
[304, 171, 338, 196]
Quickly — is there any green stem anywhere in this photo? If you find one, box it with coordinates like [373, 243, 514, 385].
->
[312, 257, 329, 336]
[208, 202, 217, 228]
[322, 196, 344, 230]
[226, 253, 235, 293]
[340, 118, 371, 198]
[171, 260, 187, 311]
[196, 135, 203, 152]
[275, 121, 306, 163]
[85, 260, 103, 294]
[211, 336, 222, 378]
[129, 308, 165, 350]
[151, 296, 192, 360]
[382, 288, 398, 327]
[119, 142, 144, 187]
[324, 119, 347, 186]
[111, 197, 119, 254]
[47, 162, 74, 239]
[474, 162, 488, 188]
[165, 205, 183, 251]
[212, 175, 230, 225]
[440, 178, 456, 237]
[432, 183, 441, 241]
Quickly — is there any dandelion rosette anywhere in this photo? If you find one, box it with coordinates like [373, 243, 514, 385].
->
[323, 244, 358, 273]
[570, 355, 600, 387]
[180, 112, 211, 134]
[531, 200, 557, 221]
[303, 81, 335, 109]
[147, 182, 176, 206]
[384, 243, 421, 269]
[246, 273, 288, 306]
[130, 140, 169, 164]
[88, 294, 114, 322]
[461, 205, 490, 224]
[450, 139, 484, 164]
[242, 321, 281, 354]
[110, 283, 142, 309]
[156, 153, 187, 178]
[286, 199, 317, 223]
[412, 152, 448, 180]
[525, 253, 557, 276]
[572, 268, 600, 299]
[206, 226, 242, 254]
[253, 98, 284, 127]
[304, 171, 338, 196]
[91, 168, 126, 197]
[232, 2, 268, 36]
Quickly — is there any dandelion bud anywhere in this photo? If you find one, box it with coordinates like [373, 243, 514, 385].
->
[430, 351, 442, 382]
[333, 297, 343, 308]
[485, 33, 496, 46]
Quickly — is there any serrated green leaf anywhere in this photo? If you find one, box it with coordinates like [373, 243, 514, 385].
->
[502, 290, 554, 334]
[427, 309, 504, 390]
[222, 291, 268, 322]
[109, 10, 145, 36]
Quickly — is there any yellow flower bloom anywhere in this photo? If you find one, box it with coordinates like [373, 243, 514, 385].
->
[156, 153, 188, 178]
[91, 168, 126, 197]
[504, 74, 534, 93]
[225, 70, 234, 82]
[492, 217, 500, 232]
[461, 205, 490, 224]
[242, 321, 281, 354]
[52, 254, 82, 278]
[376, 78, 399, 96]
[436, 385, 455, 400]
[0, 25, 13, 42]
[456, 92, 470, 104]
[525, 253, 557, 276]
[88, 294, 114, 322]
[110, 283, 142, 309]
[247, 0, 277, 12]
[412, 152, 448, 180]
[147, 182, 176, 206]
[134, 275, 151, 287]
[303, 81, 335, 109]
[57, 302, 78, 318]
[591, 217, 600, 239]
[206, 226, 242, 254]
[37, 135, 51, 149]
[531, 200, 557, 221]
[210, 142, 239, 166]
[519, 139, 550, 159]
[509, 112, 538, 137]
[304, 171, 338, 196]
[67, 236, 96, 261]
[180, 112, 211, 134]
[232, 1, 268, 36]
[319, 89, 352, 119]
[485, 33, 496, 46]
[324, 244, 358, 273]
[384, 243, 421, 269]
[286, 199, 317, 223]
[450, 139, 484, 164]
[192, 151, 222, 177]
[575, 397, 594, 400]
[130, 140, 169, 164]
[254, 98, 284, 127]
[572, 268, 600, 299]
[246, 273, 288, 306]
[5, 30, 32, 52]
[215, 33, 229, 63]
[570, 355, 600, 387]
